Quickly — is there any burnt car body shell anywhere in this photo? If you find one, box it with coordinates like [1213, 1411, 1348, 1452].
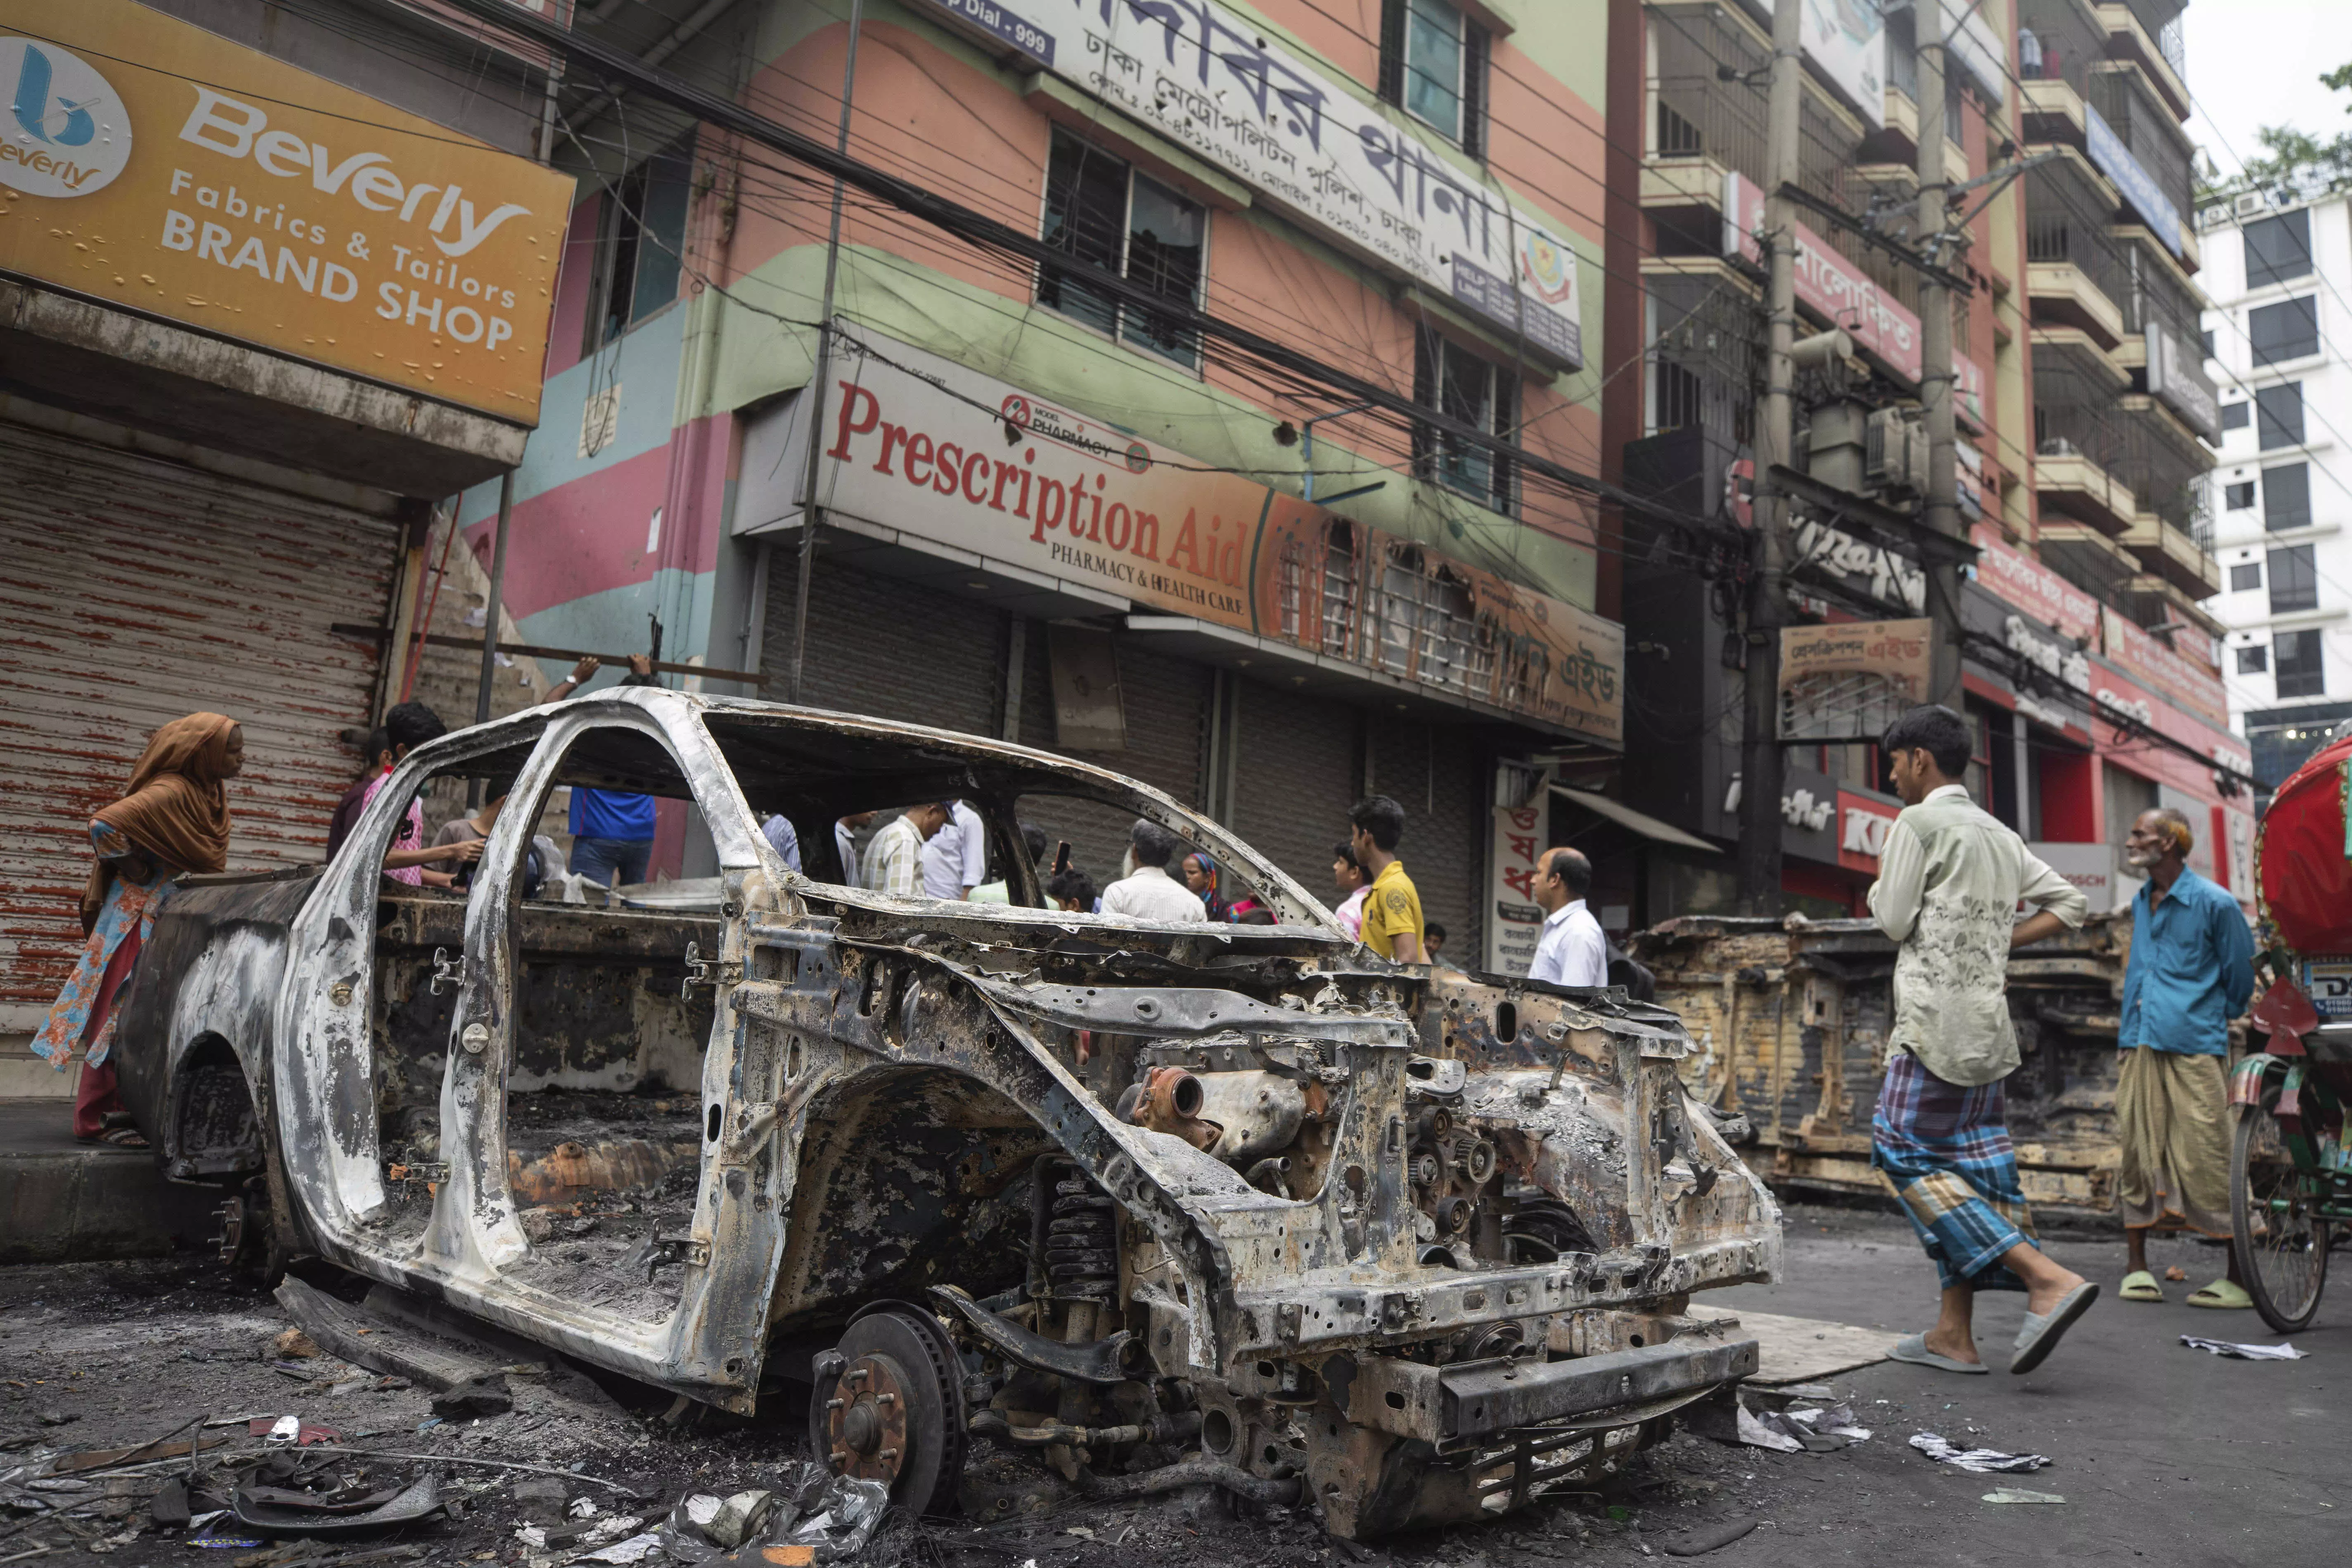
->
[111, 690, 1780, 1534]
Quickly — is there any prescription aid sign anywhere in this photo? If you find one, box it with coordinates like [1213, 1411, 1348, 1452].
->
[0, 0, 573, 423]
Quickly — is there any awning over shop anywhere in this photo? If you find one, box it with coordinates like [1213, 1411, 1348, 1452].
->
[1552, 785, 1719, 852]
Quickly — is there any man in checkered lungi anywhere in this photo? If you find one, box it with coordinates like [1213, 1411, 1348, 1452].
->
[1868, 706, 2099, 1376]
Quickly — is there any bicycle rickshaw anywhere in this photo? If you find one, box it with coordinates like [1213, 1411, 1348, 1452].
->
[2235, 723, 2352, 1331]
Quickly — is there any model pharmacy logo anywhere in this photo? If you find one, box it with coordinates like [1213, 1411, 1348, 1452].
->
[2, 39, 131, 197]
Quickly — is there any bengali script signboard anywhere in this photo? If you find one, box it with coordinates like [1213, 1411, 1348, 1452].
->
[759, 327, 1622, 742]
[2100, 606, 2228, 730]
[1779, 618, 1932, 742]
[917, 0, 1583, 367]
[0, 0, 573, 422]
[1971, 525, 2099, 644]
[1725, 171, 1921, 383]
[1487, 803, 1545, 976]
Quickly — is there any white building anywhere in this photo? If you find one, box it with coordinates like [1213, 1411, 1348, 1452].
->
[2200, 191, 2352, 795]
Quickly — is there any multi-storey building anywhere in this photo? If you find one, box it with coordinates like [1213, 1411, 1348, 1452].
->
[2198, 190, 2352, 799]
[1613, 0, 2247, 918]
[448, 0, 1628, 964]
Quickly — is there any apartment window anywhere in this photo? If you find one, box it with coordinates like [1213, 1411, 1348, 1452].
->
[2257, 381, 2306, 450]
[2265, 462, 2313, 531]
[2220, 400, 2249, 431]
[2231, 561, 2262, 593]
[2237, 643, 2268, 674]
[1379, 0, 1490, 156]
[2250, 296, 2321, 366]
[2203, 327, 2217, 360]
[2245, 208, 2315, 289]
[1413, 334, 1518, 513]
[2224, 481, 2256, 510]
[2277, 628, 2326, 697]
[586, 136, 693, 353]
[2269, 544, 2319, 614]
[1037, 132, 1206, 368]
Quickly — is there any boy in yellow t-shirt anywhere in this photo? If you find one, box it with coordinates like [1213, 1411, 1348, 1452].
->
[1348, 795, 1425, 963]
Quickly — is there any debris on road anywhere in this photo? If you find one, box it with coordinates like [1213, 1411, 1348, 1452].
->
[2179, 1336, 2307, 1360]
[1660, 1517, 1760, 1555]
[1733, 1391, 1870, 1452]
[1908, 1433, 2051, 1473]
[1982, 1490, 2066, 1504]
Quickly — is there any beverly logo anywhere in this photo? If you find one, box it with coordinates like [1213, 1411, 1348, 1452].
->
[1, 38, 130, 197]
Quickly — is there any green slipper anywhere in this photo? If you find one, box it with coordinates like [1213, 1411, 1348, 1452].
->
[2187, 1279, 2253, 1309]
[2120, 1270, 2163, 1303]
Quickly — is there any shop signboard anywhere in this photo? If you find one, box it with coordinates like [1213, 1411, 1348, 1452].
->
[1779, 618, 1932, 741]
[919, 0, 1582, 367]
[2100, 606, 2229, 730]
[1971, 525, 2099, 644]
[2030, 842, 2134, 914]
[1836, 789, 1899, 874]
[2146, 320, 2222, 442]
[1725, 172, 1921, 383]
[1791, 512, 1927, 614]
[0, 0, 573, 423]
[743, 326, 1623, 742]
[1487, 803, 1546, 977]
[2086, 100, 2183, 258]
[1800, 0, 1887, 129]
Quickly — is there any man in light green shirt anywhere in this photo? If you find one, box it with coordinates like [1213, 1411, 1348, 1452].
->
[1867, 705, 2097, 1378]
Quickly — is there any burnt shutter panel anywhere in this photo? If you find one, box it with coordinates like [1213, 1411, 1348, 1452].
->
[1462, 21, 1491, 161]
[1378, 0, 1407, 106]
[0, 419, 400, 1017]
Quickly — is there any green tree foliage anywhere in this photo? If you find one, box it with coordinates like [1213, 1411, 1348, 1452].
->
[2208, 62, 2352, 201]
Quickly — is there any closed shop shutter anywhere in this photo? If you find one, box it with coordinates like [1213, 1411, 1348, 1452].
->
[1370, 722, 1487, 957]
[1230, 677, 1358, 902]
[760, 551, 1002, 735]
[0, 420, 401, 1022]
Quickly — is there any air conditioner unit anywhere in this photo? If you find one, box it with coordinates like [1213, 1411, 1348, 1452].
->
[2235, 192, 2266, 217]
[1864, 407, 1927, 495]
[2199, 204, 2229, 230]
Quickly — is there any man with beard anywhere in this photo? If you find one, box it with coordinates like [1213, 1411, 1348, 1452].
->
[2115, 807, 2257, 1308]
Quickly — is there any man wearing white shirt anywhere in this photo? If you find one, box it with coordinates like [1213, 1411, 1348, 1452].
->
[920, 800, 989, 900]
[1527, 847, 1608, 988]
[1099, 820, 1208, 923]
[834, 811, 874, 885]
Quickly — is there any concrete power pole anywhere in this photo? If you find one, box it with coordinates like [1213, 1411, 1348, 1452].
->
[1737, 0, 1806, 916]
[1914, 0, 1965, 707]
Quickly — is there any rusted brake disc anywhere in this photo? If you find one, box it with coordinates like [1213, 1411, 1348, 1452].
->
[821, 1353, 913, 1487]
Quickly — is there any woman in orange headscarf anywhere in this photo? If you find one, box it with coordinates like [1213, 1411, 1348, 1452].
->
[32, 714, 243, 1144]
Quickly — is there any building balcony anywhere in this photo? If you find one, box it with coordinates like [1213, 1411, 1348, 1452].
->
[2032, 326, 2131, 395]
[2037, 520, 2143, 600]
[2035, 446, 2139, 535]
[1641, 155, 1731, 252]
[2126, 573, 2227, 640]
[2027, 258, 2128, 349]
[2095, 2, 2191, 122]
[2120, 512, 2221, 597]
[2022, 75, 2090, 147]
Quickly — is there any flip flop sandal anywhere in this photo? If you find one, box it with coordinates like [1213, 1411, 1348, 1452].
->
[2187, 1279, 2254, 1309]
[2120, 1270, 2164, 1303]
[77, 1127, 149, 1148]
[2011, 1282, 2099, 1375]
[1889, 1331, 1989, 1374]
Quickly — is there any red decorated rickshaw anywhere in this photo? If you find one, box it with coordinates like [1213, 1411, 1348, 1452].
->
[2238, 723, 2352, 1329]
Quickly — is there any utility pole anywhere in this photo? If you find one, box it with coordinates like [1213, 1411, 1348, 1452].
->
[787, 0, 864, 703]
[1914, 0, 1965, 708]
[1737, 0, 1805, 917]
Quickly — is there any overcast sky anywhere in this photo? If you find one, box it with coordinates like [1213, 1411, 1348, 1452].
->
[2183, 1, 2352, 179]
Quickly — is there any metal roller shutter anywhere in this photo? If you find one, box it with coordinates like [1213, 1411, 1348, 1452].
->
[1230, 678, 1358, 902]
[0, 421, 400, 1023]
[759, 551, 1003, 735]
[1370, 721, 1486, 957]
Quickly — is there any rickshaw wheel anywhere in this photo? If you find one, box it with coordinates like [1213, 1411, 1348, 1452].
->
[2231, 1101, 2331, 1334]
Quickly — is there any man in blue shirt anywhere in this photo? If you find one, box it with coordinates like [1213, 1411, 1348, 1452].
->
[2115, 806, 2256, 1309]
[545, 653, 661, 888]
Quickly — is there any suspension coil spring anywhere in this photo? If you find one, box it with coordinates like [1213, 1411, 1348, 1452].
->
[1046, 1173, 1119, 1302]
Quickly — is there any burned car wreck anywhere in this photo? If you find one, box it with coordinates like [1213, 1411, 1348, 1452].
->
[114, 689, 1781, 1539]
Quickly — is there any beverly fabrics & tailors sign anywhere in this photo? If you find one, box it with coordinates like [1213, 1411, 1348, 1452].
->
[750, 326, 1622, 744]
[0, 0, 573, 422]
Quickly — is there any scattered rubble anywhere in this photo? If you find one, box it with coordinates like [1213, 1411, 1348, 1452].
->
[1908, 1433, 2052, 1473]
[2179, 1336, 2307, 1360]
